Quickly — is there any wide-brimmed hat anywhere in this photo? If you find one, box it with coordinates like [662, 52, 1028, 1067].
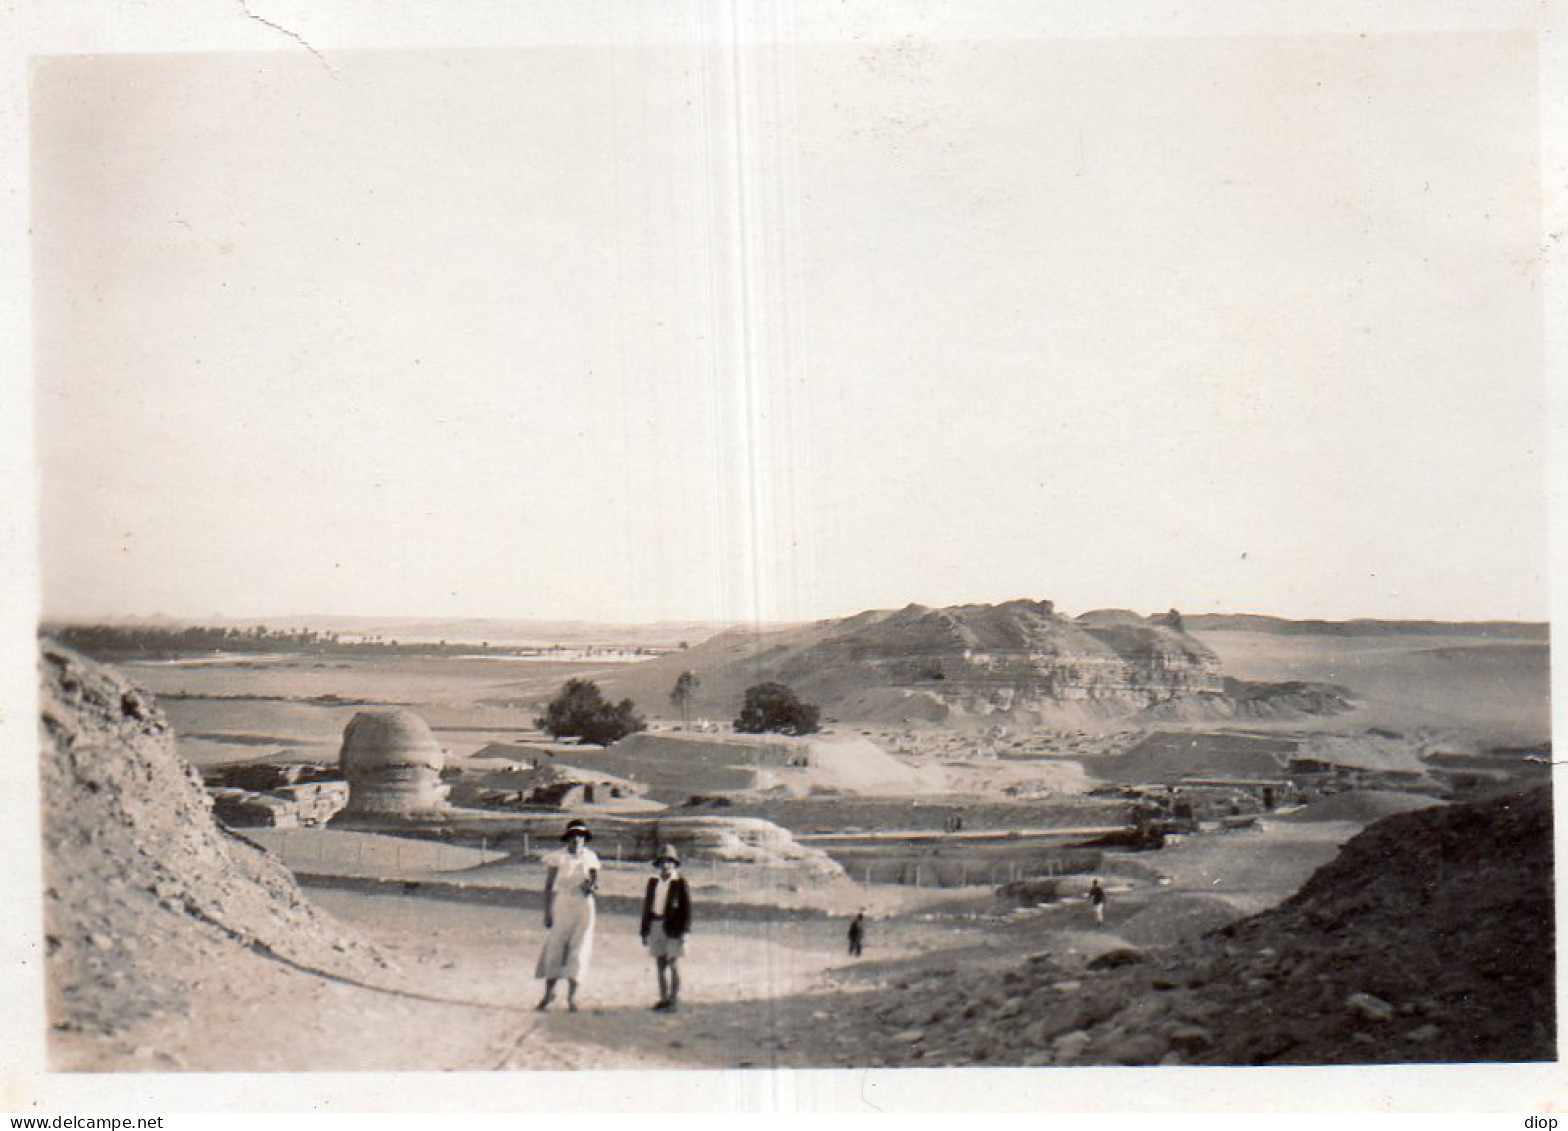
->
[561, 819, 593, 842]
[653, 844, 681, 866]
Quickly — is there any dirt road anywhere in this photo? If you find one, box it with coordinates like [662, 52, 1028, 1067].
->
[78, 890, 887, 1072]
[61, 816, 1364, 1072]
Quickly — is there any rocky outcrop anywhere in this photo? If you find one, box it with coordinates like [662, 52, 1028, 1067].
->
[38, 642, 379, 1048]
[849, 784, 1553, 1066]
[772, 602, 1224, 713]
[603, 599, 1356, 724]
[1137, 680, 1356, 721]
[656, 600, 1223, 720]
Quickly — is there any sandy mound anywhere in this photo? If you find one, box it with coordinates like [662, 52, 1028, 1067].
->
[942, 758, 1093, 798]
[39, 642, 379, 1047]
[830, 687, 952, 725]
[1293, 731, 1431, 773]
[792, 736, 946, 795]
[605, 730, 944, 798]
[1114, 894, 1243, 947]
[1089, 730, 1295, 784]
[1280, 790, 1444, 824]
[612, 730, 796, 762]
[852, 784, 1553, 1066]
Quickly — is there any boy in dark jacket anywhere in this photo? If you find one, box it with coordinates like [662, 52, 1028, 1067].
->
[1089, 878, 1106, 926]
[640, 845, 692, 1012]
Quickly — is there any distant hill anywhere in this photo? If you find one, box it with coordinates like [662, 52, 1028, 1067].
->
[1183, 614, 1547, 640]
[598, 600, 1348, 726]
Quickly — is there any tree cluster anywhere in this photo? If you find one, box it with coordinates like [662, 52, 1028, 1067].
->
[536, 678, 647, 746]
[45, 623, 345, 657]
[540, 672, 822, 748]
[733, 680, 820, 736]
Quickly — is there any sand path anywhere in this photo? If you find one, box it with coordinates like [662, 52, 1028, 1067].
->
[91, 890, 889, 1072]
[71, 819, 1366, 1072]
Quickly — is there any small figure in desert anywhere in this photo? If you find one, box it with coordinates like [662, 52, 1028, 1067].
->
[535, 818, 598, 1011]
[1089, 878, 1107, 926]
[848, 911, 866, 957]
[640, 844, 691, 1012]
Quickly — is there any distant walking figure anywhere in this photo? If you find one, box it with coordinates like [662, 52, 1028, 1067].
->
[535, 819, 599, 1012]
[848, 912, 866, 957]
[1089, 879, 1106, 926]
[640, 844, 692, 1013]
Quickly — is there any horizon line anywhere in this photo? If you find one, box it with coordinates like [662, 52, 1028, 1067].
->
[35, 604, 1553, 630]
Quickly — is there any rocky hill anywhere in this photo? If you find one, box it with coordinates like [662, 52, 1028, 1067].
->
[601, 600, 1348, 725]
[852, 783, 1554, 1066]
[38, 642, 381, 1060]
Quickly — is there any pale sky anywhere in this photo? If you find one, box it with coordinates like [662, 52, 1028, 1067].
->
[31, 30, 1550, 624]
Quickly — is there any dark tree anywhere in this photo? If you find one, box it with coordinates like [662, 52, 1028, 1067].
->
[670, 670, 700, 726]
[734, 681, 820, 736]
[537, 679, 646, 746]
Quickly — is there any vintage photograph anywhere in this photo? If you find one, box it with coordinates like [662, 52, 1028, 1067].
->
[20, 0, 1556, 1093]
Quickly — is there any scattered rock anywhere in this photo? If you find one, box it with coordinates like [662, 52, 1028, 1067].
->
[119, 691, 154, 721]
[1108, 1034, 1167, 1065]
[1087, 949, 1144, 971]
[1167, 1025, 1213, 1054]
[1245, 1031, 1299, 1064]
[1052, 1030, 1092, 1060]
[1346, 992, 1396, 1023]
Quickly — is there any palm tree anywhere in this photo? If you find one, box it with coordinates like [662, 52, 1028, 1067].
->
[670, 670, 700, 727]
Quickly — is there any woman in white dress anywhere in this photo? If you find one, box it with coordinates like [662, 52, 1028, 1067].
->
[534, 818, 599, 1011]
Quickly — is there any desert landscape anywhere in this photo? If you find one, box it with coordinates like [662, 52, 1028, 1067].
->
[22, 20, 1558, 1105]
[38, 600, 1554, 1072]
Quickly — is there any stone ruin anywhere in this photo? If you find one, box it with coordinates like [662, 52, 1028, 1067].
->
[652, 815, 844, 878]
[337, 709, 449, 818]
[202, 761, 349, 828]
[210, 781, 349, 828]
